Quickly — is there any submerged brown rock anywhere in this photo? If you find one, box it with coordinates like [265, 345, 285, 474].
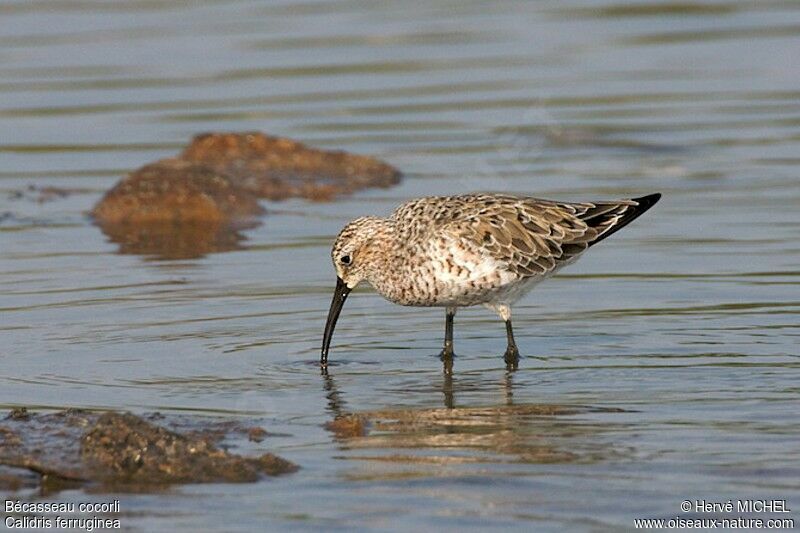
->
[0, 467, 36, 492]
[91, 159, 264, 225]
[0, 410, 296, 493]
[91, 132, 400, 258]
[91, 159, 263, 259]
[82, 413, 296, 484]
[325, 414, 369, 439]
[180, 132, 401, 201]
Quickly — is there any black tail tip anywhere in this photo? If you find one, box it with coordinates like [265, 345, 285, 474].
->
[632, 192, 661, 211]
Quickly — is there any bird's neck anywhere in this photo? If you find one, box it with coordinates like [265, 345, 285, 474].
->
[362, 220, 416, 304]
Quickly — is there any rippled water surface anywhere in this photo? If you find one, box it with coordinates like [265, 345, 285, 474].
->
[2, 1, 799, 531]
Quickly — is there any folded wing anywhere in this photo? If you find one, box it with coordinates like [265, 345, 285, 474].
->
[424, 193, 660, 280]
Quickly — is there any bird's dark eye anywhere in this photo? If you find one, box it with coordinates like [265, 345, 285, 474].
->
[340, 255, 352, 265]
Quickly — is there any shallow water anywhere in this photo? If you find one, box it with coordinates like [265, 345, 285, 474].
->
[1, 0, 799, 530]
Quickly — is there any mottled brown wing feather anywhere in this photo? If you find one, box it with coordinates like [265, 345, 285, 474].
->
[452, 198, 595, 278]
[396, 193, 660, 280]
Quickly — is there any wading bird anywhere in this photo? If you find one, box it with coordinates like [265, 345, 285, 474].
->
[321, 192, 660, 367]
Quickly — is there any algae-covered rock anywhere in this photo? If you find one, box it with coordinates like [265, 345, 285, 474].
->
[180, 132, 401, 201]
[81, 412, 296, 483]
[90, 132, 400, 258]
[91, 158, 264, 225]
[0, 409, 297, 493]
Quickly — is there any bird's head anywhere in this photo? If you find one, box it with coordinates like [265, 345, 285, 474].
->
[329, 216, 386, 290]
[321, 216, 387, 365]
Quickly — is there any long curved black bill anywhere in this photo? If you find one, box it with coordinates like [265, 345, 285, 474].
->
[321, 277, 351, 366]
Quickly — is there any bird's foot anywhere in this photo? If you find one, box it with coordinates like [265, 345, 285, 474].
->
[438, 344, 456, 361]
[503, 345, 520, 370]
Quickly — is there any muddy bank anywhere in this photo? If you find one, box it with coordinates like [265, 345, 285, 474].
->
[0, 409, 296, 493]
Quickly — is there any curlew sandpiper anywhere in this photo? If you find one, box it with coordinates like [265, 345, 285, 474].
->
[321, 192, 661, 368]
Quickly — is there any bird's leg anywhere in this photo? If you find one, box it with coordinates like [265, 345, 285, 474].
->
[442, 358, 454, 407]
[439, 307, 456, 360]
[488, 304, 520, 368]
[504, 320, 520, 369]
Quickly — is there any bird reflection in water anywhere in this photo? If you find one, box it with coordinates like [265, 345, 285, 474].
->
[321, 361, 628, 468]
